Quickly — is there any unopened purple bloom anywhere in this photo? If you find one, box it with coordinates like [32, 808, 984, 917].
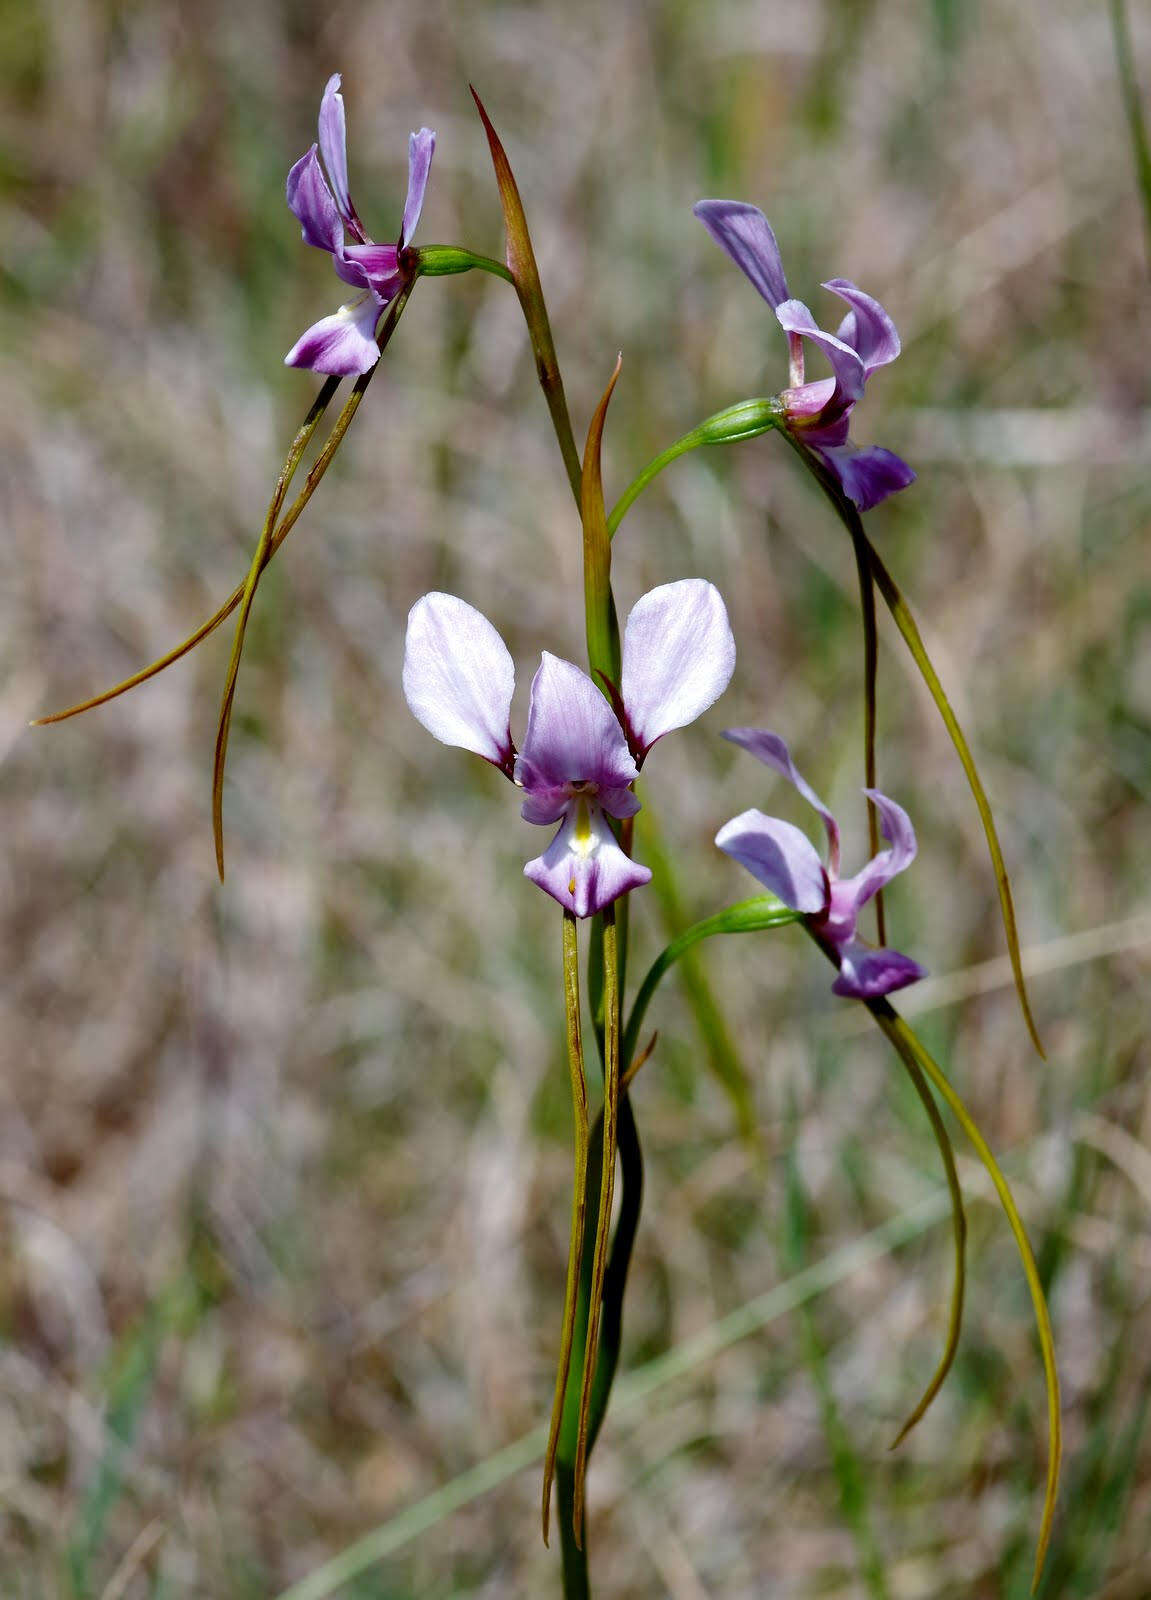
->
[716, 728, 925, 998]
[694, 200, 915, 512]
[285, 74, 435, 376]
[404, 582, 736, 918]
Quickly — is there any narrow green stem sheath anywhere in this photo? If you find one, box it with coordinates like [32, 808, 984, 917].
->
[864, 1000, 1061, 1590]
[211, 283, 413, 877]
[413, 245, 515, 282]
[542, 912, 591, 1547]
[1109, 0, 1151, 278]
[571, 907, 620, 1540]
[556, 1463, 591, 1599]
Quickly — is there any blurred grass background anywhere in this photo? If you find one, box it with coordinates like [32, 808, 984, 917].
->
[2, 0, 1150, 1594]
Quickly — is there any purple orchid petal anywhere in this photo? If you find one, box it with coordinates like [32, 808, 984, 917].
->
[693, 200, 789, 310]
[837, 789, 918, 912]
[780, 376, 838, 423]
[715, 808, 828, 915]
[831, 940, 926, 999]
[811, 443, 916, 512]
[824, 279, 901, 374]
[775, 300, 865, 407]
[401, 129, 436, 246]
[520, 781, 640, 828]
[721, 728, 840, 871]
[524, 803, 652, 918]
[337, 242, 402, 295]
[402, 593, 516, 768]
[620, 580, 736, 759]
[286, 147, 343, 255]
[516, 653, 638, 799]
[318, 74, 358, 230]
[284, 294, 382, 375]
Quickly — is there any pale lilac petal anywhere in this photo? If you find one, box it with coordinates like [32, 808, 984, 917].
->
[524, 805, 651, 918]
[824, 279, 900, 374]
[775, 299, 865, 405]
[620, 581, 736, 758]
[284, 294, 382, 375]
[517, 654, 638, 797]
[715, 808, 828, 914]
[780, 376, 837, 422]
[831, 941, 926, 999]
[721, 728, 839, 869]
[318, 74, 356, 227]
[520, 782, 640, 827]
[286, 147, 342, 254]
[811, 443, 915, 511]
[693, 200, 789, 309]
[402, 593, 515, 768]
[401, 129, 435, 245]
[837, 789, 918, 911]
[335, 242, 402, 296]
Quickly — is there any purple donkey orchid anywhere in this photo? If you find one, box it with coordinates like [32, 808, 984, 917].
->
[716, 728, 925, 998]
[285, 73, 434, 376]
[694, 201, 915, 513]
[403, 582, 736, 918]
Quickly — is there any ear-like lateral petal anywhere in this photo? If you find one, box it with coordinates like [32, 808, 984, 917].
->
[775, 299, 865, 406]
[517, 654, 638, 796]
[831, 941, 926, 999]
[403, 593, 516, 767]
[824, 279, 901, 373]
[286, 147, 343, 254]
[722, 728, 839, 869]
[402, 129, 436, 245]
[813, 444, 915, 512]
[693, 201, 789, 310]
[283, 295, 382, 375]
[318, 73, 355, 226]
[524, 806, 651, 918]
[621, 580, 736, 757]
[716, 809, 828, 915]
[839, 788, 918, 911]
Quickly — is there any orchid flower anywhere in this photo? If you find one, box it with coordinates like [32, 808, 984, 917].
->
[403, 582, 736, 918]
[694, 201, 915, 512]
[285, 73, 435, 376]
[716, 728, 925, 998]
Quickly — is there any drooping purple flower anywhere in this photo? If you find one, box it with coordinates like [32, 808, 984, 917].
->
[403, 582, 736, 918]
[693, 200, 915, 512]
[285, 74, 435, 377]
[715, 728, 925, 998]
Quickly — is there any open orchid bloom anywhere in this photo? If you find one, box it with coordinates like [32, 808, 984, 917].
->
[716, 727, 925, 998]
[285, 73, 435, 376]
[404, 582, 735, 918]
[693, 201, 915, 512]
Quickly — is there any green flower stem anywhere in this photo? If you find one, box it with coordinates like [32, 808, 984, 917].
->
[845, 517, 885, 943]
[606, 400, 779, 538]
[210, 283, 413, 876]
[1109, 0, 1151, 278]
[542, 912, 591, 1549]
[863, 998, 1061, 1590]
[413, 245, 515, 282]
[555, 1462, 591, 1599]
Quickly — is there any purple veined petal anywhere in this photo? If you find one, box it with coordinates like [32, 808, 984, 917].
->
[837, 789, 918, 912]
[524, 803, 652, 918]
[715, 808, 828, 915]
[775, 299, 865, 407]
[824, 279, 901, 374]
[831, 940, 926, 999]
[401, 128, 435, 246]
[284, 293, 382, 376]
[811, 443, 916, 512]
[286, 147, 343, 255]
[317, 73, 362, 234]
[721, 728, 840, 871]
[520, 781, 641, 826]
[693, 200, 789, 310]
[337, 242, 402, 295]
[516, 653, 638, 799]
[620, 580, 736, 759]
[402, 592, 516, 768]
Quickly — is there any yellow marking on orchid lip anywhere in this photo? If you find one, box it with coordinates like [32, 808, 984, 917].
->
[572, 796, 596, 857]
[568, 878, 577, 895]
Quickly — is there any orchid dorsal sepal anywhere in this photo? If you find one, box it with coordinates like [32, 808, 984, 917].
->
[412, 245, 514, 282]
[403, 583, 735, 919]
